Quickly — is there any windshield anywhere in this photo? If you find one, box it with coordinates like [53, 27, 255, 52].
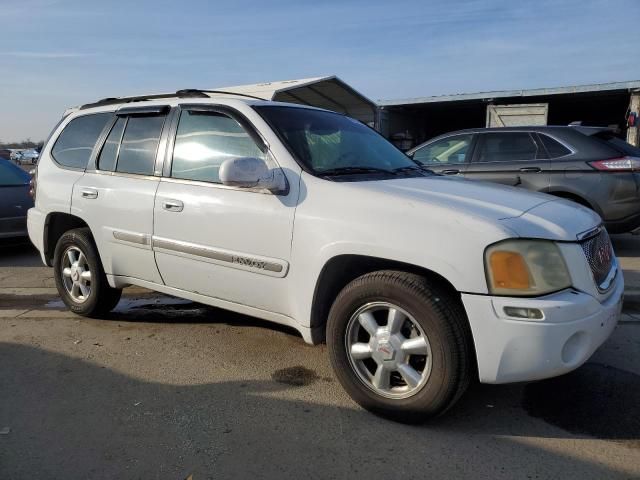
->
[255, 106, 423, 179]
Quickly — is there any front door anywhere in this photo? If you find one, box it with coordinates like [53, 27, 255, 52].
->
[152, 105, 298, 315]
[466, 131, 551, 191]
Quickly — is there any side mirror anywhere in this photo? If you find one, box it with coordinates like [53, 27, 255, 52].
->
[219, 157, 287, 193]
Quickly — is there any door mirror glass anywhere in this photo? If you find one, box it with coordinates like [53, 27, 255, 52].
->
[219, 157, 286, 193]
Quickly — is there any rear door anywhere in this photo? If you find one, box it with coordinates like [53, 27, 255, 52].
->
[410, 133, 474, 177]
[466, 131, 551, 191]
[71, 106, 170, 283]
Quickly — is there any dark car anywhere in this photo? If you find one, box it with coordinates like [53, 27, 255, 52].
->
[407, 126, 640, 233]
[0, 158, 34, 238]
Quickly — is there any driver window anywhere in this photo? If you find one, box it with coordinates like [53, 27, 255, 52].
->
[171, 110, 266, 184]
[413, 134, 473, 165]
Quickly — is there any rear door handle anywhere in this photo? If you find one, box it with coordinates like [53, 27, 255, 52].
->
[80, 188, 98, 199]
[519, 167, 541, 173]
[441, 169, 460, 175]
[162, 199, 184, 212]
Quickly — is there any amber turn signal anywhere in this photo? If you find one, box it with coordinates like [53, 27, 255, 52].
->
[488, 251, 531, 290]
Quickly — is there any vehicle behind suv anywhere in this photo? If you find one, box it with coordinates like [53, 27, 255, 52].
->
[408, 126, 640, 233]
[28, 91, 623, 422]
[0, 158, 33, 238]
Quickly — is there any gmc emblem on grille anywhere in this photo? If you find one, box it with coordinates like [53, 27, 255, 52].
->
[596, 244, 612, 265]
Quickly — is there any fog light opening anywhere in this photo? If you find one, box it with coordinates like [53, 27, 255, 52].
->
[503, 306, 544, 320]
[561, 331, 589, 365]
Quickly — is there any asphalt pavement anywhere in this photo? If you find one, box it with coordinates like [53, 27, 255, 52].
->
[0, 237, 639, 479]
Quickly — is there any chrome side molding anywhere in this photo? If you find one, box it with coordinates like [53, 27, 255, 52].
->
[112, 230, 151, 246]
[152, 236, 288, 277]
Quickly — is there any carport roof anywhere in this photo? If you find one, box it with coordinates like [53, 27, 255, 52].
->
[378, 80, 640, 107]
[214, 76, 377, 124]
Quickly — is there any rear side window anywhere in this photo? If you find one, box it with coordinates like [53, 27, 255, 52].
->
[171, 110, 265, 184]
[476, 132, 539, 162]
[97, 115, 166, 175]
[539, 134, 572, 158]
[97, 117, 126, 172]
[116, 116, 165, 175]
[0, 161, 27, 186]
[51, 113, 111, 169]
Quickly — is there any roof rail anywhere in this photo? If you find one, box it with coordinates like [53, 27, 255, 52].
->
[193, 90, 267, 101]
[79, 89, 266, 110]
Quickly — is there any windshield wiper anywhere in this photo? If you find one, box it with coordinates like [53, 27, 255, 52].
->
[392, 165, 434, 176]
[317, 166, 397, 177]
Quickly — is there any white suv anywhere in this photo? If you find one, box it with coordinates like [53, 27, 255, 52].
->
[28, 90, 623, 421]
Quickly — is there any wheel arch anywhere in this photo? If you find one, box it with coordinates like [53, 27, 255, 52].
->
[548, 190, 596, 211]
[43, 212, 90, 266]
[310, 254, 463, 336]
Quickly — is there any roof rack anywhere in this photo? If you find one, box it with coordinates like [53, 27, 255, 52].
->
[191, 89, 266, 101]
[79, 89, 266, 110]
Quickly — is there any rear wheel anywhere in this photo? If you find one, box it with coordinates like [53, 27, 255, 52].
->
[53, 228, 122, 317]
[327, 270, 473, 422]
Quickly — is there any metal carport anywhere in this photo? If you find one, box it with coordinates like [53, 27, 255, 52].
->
[215, 76, 378, 128]
[378, 80, 640, 149]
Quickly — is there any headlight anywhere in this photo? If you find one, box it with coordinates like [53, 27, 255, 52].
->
[485, 239, 572, 296]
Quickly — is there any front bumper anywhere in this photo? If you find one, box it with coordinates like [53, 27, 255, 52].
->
[462, 277, 624, 384]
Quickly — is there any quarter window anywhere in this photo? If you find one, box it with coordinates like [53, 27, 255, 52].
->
[412, 134, 473, 165]
[171, 110, 265, 184]
[115, 115, 165, 175]
[539, 134, 572, 158]
[51, 113, 111, 169]
[476, 132, 539, 162]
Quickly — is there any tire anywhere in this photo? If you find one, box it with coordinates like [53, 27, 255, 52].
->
[53, 227, 122, 317]
[327, 270, 473, 423]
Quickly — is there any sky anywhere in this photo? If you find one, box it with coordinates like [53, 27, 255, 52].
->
[1, 0, 639, 140]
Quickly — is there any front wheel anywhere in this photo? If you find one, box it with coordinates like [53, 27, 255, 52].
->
[53, 228, 122, 317]
[327, 270, 473, 422]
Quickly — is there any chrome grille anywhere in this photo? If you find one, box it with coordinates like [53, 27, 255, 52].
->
[580, 228, 615, 290]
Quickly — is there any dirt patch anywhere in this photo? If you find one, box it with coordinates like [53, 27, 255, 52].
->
[272, 366, 320, 387]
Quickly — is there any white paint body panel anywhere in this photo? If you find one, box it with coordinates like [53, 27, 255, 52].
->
[153, 178, 297, 314]
[27, 96, 623, 385]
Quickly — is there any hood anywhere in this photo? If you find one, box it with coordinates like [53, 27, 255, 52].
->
[352, 176, 600, 241]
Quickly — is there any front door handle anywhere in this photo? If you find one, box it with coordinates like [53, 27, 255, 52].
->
[80, 188, 98, 199]
[519, 167, 541, 173]
[162, 199, 184, 212]
[441, 169, 460, 175]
